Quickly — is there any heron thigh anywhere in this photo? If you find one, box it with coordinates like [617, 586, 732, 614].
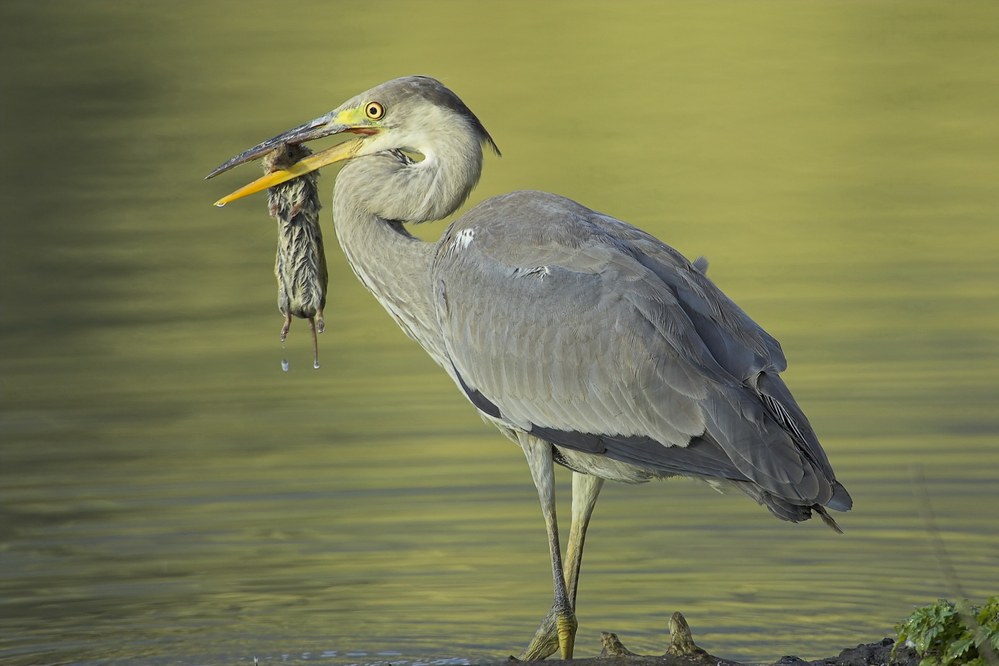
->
[554, 447, 656, 484]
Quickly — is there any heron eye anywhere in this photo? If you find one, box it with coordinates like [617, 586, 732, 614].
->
[365, 102, 384, 120]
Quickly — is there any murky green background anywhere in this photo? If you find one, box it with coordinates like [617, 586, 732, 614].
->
[2, 2, 997, 665]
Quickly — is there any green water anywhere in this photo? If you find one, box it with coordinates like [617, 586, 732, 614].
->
[1, 2, 996, 665]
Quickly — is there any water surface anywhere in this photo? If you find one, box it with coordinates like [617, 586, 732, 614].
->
[2, 3, 997, 665]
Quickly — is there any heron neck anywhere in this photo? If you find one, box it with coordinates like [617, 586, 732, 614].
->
[331, 189, 448, 367]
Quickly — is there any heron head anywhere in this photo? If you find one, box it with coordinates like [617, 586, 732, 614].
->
[206, 76, 498, 207]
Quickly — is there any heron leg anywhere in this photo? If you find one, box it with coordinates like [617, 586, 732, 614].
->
[517, 433, 576, 660]
[519, 470, 603, 660]
[567, 472, 604, 607]
[280, 313, 292, 342]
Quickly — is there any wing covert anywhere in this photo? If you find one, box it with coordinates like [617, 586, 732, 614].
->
[431, 190, 847, 512]
[434, 192, 734, 446]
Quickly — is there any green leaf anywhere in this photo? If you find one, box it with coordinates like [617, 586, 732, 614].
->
[895, 597, 999, 666]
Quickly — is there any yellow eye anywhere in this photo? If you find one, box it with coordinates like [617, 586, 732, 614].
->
[365, 102, 384, 120]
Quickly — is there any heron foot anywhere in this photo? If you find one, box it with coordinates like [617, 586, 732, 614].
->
[557, 613, 577, 659]
[518, 604, 577, 661]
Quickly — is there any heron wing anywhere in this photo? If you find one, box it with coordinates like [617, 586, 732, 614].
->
[432, 190, 848, 510]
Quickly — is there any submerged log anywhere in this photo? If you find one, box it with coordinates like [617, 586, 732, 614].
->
[493, 612, 920, 666]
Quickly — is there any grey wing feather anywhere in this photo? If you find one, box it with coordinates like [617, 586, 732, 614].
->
[433, 190, 851, 518]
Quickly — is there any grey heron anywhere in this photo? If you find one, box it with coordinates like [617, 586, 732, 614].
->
[206, 76, 852, 660]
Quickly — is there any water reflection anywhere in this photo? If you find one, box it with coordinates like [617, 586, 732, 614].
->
[2, 2, 997, 666]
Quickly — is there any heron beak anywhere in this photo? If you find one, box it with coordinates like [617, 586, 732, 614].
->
[206, 107, 380, 207]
